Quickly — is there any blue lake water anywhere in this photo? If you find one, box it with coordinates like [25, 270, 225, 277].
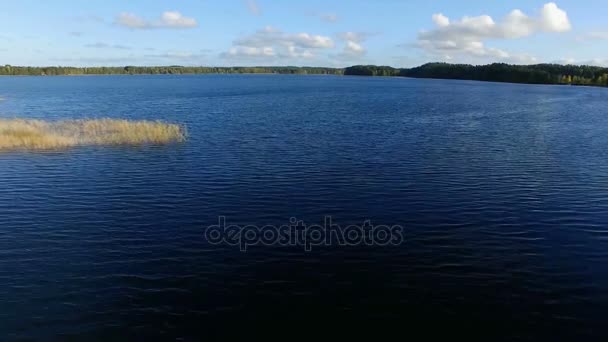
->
[1, 75, 608, 340]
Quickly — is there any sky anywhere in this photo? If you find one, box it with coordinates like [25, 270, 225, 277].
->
[1, 0, 607, 67]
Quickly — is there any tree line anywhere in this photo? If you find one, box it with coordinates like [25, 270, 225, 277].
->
[344, 63, 608, 87]
[3, 62, 608, 88]
[0, 65, 344, 76]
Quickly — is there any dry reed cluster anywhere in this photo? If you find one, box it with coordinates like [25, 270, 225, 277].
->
[0, 118, 186, 151]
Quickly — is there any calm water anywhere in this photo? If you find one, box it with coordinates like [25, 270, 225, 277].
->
[1, 75, 608, 340]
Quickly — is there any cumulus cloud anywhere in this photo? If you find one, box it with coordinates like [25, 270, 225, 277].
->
[432, 13, 450, 27]
[234, 26, 334, 49]
[222, 26, 334, 61]
[540, 3, 571, 32]
[115, 11, 198, 29]
[345, 41, 364, 53]
[416, 2, 571, 64]
[245, 0, 261, 16]
[281, 45, 315, 59]
[335, 32, 370, 59]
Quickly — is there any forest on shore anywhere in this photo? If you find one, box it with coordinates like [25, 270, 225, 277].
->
[344, 63, 608, 87]
[2, 62, 608, 87]
[0, 65, 343, 76]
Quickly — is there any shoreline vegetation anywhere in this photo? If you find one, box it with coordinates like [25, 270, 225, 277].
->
[345, 63, 608, 87]
[0, 119, 186, 151]
[1, 63, 608, 87]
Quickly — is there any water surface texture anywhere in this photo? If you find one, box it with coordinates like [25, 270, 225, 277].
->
[1, 75, 608, 340]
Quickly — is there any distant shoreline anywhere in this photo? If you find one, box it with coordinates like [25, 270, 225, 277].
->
[1, 62, 607, 88]
[0, 72, 338, 77]
[0, 66, 344, 77]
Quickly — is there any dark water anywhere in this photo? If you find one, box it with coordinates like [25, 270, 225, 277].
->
[1, 75, 608, 340]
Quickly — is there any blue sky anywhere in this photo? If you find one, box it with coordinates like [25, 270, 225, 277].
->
[1, 0, 607, 67]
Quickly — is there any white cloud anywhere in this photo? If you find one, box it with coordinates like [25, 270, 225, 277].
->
[432, 13, 450, 27]
[224, 46, 276, 58]
[502, 10, 536, 38]
[281, 46, 315, 59]
[115, 13, 148, 29]
[335, 32, 370, 60]
[293, 33, 334, 48]
[416, 2, 570, 64]
[345, 41, 365, 54]
[233, 27, 334, 49]
[245, 0, 261, 16]
[338, 32, 369, 43]
[221, 27, 335, 62]
[159, 11, 198, 28]
[115, 11, 198, 29]
[540, 3, 571, 32]
[338, 39, 366, 59]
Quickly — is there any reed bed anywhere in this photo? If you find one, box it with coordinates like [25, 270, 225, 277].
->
[0, 118, 186, 151]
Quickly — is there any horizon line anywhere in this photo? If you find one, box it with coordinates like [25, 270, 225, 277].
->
[3, 62, 608, 69]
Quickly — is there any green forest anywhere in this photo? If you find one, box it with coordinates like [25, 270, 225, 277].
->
[0, 65, 343, 76]
[3, 62, 608, 87]
[345, 63, 608, 87]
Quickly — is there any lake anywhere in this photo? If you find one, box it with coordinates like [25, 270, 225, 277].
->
[1, 75, 607, 340]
